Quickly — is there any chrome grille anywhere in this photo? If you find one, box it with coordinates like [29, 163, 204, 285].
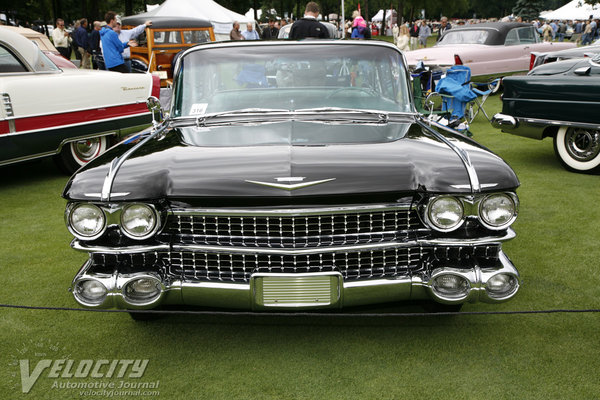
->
[90, 244, 501, 283]
[167, 247, 427, 282]
[162, 205, 422, 248]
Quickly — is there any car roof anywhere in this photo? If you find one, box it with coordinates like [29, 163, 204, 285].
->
[0, 26, 47, 68]
[121, 16, 213, 29]
[442, 22, 534, 45]
[2, 25, 58, 52]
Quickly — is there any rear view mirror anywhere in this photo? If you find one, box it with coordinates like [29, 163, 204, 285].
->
[146, 96, 164, 128]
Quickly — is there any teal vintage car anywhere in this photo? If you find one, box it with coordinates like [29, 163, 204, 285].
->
[492, 55, 600, 173]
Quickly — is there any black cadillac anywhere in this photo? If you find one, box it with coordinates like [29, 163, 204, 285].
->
[63, 41, 521, 316]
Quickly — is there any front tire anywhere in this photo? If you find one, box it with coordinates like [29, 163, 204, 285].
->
[54, 136, 109, 174]
[554, 126, 600, 173]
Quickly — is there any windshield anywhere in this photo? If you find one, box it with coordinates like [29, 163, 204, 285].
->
[172, 44, 412, 118]
[438, 30, 489, 45]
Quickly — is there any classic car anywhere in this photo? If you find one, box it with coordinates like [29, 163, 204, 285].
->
[405, 22, 575, 82]
[63, 40, 521, 317]
[120, 16, 215, 87]
[492, 55, 600, 173]
[3, 25, 76, 69]
[530, 39, 600, 70]
[0, 27, 160, 173]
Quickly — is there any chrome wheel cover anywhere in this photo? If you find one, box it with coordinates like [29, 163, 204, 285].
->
[72, 138, 103, 163]
[564, 128, 600, 162]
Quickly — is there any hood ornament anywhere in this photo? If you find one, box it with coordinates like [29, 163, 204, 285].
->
[245, 177, 336, 191]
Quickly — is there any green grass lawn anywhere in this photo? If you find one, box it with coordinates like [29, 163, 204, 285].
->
[1, 96, 599, 399]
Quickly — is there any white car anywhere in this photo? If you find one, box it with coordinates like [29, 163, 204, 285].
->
[0, 27, 159, 173]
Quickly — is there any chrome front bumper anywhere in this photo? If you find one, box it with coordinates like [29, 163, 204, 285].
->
[492, 113, 600, 141]
[70, 238, 520, 311]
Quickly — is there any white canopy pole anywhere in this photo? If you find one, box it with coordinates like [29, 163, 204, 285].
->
[341, 0, 345, 38]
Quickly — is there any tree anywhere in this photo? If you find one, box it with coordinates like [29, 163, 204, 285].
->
[512, 0, 545, 21]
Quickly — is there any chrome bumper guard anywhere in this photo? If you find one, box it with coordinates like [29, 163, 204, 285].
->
[70, 232, 520, 310]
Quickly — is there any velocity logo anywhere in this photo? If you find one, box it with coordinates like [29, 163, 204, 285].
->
[10, 339, 156, 396]
[19, 359, 149, 393]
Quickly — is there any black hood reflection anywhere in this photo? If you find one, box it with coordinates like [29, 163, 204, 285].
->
[63, 121, 519, 201]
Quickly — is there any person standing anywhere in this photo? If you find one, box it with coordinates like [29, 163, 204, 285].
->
[74, 18, 91, 69]
[230, 22, 244, 40]
[261, 18, 279, 40]
[396, 24, 410, 51]
[437, 16, 451, 41]
[100, 11, 137, 73]
[242, 23, 260, 40]
[52, 18, 71, 60]
[409, 21, 419, 50]
[289, 2, 330, 39]
[418, 20, 431, 48]
[90, 21, 103, 69]
[115, 19, 151, 72]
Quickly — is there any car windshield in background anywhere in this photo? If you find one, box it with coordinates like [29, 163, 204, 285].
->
[438, 30, 489, 45]
[172, 44, 412, 118]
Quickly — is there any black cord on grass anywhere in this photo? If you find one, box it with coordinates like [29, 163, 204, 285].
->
[1, 303, 600, 317]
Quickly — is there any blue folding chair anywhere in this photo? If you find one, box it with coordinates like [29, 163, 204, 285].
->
[435, 65, 496, 125]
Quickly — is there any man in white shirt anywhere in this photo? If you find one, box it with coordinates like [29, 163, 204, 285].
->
[114, 19, 151, 72]
[242, 23, 260, 40]
[52, 18, 71, 59]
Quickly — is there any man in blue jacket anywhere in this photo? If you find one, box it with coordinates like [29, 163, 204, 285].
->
[100, 11, 137, 73]
[74, 18, 91, 69]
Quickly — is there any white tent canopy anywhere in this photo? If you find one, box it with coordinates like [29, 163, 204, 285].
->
[132, 0, 253, 40]
[540, 0, 600, 20]
[372, 9, 396, 22]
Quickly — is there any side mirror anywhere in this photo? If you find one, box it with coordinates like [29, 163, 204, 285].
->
[146, 96, 164, 128]
[574, 66, 591, 76]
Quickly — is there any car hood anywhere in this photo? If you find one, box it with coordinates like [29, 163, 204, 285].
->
[529, 58, 587, 75]
[63, 120, 519, 201]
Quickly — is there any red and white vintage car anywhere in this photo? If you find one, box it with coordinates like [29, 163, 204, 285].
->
[0, 26, 159, 173]
[405, 22, 575, 82]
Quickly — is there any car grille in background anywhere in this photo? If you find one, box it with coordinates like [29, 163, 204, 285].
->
[162, 206, 423, 248]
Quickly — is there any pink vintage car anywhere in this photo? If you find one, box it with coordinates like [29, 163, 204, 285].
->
[405, 22, 575, 83]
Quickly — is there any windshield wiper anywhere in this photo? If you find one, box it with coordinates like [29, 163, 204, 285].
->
[170, 108, 291, 128]
[170, 107, 415, 128]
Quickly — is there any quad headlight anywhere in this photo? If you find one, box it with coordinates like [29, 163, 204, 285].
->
[426, 196, 464, 232]
[67, 203, 106, 240]
[479, 193, 517, 230]
[120, 204, 158, 239]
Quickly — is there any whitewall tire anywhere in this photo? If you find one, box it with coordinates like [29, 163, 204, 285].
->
[554, 126, 600, 173]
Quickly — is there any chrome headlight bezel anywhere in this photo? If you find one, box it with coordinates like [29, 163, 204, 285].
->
[424, 195, 465, 232]
[66, 203, 107, 241]
[478, 193, 518, 231]
[120, 203, 160, 240]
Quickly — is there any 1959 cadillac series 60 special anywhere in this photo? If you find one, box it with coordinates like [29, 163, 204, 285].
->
[492, 55, 600, 173]
[63, 41, 521, 316]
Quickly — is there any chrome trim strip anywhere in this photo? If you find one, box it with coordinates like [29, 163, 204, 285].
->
[2, 112, 151, 137]
[494, 114, 600, 131]
[71, 228, 515, 254]
[422, 120, 481, 193]
[101, 122, 169, 202]
[169, 203, 413, 216]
